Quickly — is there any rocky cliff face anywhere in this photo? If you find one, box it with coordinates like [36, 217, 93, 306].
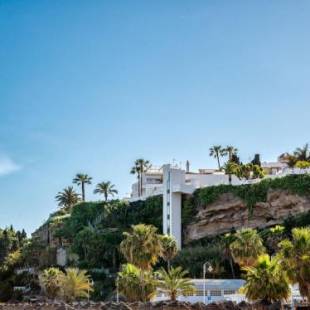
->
[184, 190, 310, 243]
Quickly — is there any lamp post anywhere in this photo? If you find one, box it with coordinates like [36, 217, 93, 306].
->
[203, 262, 213, 304]
[116, 277, 119, 303]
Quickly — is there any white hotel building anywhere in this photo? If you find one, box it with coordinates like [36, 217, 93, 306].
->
[129, 161, 308, 249]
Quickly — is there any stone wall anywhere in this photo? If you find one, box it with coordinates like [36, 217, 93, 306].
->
[0, 301, 284, 310]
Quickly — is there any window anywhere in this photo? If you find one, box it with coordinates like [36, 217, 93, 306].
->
[195, 290, 204, 296]
[210, 290, 222, 296]
[224, 290, 235, 295]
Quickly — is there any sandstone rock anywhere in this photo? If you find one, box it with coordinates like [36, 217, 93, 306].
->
[185, 190, 310, 243]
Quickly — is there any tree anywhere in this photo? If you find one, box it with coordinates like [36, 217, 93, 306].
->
[73, 173, 92, 201]
[120, 224, 162, 271]
[93, 181, 118, 201]
[252, 164, 265, 179]
[222, 233, 236, 278]
[209, 145, 225, 170]
[159, 235, 178, 268]
[225, 146, 238, 161]
[157, 267, 195, 301]
[39, 267, 63, 299]
[130, 159, 151, 197]
[278, 227, 310, 300]
[224, 162, 240, 185]
[263, 225, 285, 254]
[55, 186, 80, 209]
[251, 154, 261, 166]
[59, 268, 93, 302]
[230, 228, 266, 268]
[279, 153, 297, 168]
[117, 263, 157, 302]
[236, 163, 265, 180]
[242, 254, 290, 304]
[294, 143, 310, 161]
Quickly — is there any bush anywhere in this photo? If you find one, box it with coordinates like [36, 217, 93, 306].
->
[295, 161, 310, 169]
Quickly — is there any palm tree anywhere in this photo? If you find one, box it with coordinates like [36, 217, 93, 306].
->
[72, 173, 92, 201]
[160, 235, 178, 269]
[130, 159, 151, 197]
[225, 146, 238, 161]
[209, 145, 225, 170]
[59, 268, 93, 302]
[279, 152, 297, 168]
[93, 181, 118, 201]
[278, 227, 310, 300]
[222, 233, 236, 278]
[55, 186, 80, 209]
[230, 228, 266, 268]
[294, 143, 310, 161]
[39, 267, 63, 299]
[120, 224, 162, 271]
[224, 161, 240, 185]
[117, 263, 157, 302]
[242, 254, 290, 304]
[157, 267, 195, 301]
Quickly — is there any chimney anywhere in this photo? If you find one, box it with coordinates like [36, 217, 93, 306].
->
[186, 160, 190, 173]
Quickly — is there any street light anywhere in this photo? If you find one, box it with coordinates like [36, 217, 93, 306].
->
[116, 277, 119, 303]
[203, 262, 213, 304]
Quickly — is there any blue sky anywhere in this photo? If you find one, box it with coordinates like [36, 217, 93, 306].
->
[0, 0, 309, 234]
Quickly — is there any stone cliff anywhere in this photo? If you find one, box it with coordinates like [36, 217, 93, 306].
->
[185, 189, 310, 243]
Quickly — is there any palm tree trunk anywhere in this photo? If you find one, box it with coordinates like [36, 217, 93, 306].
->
[138, 174, 141, 197]
[216, 154, 221, 170]
[171, 291, 176, 301]
[228, 173, 232, 185]
[82, 182, 85, 201]
[105, 192, 108, 201]
[229, 258, 235, 278]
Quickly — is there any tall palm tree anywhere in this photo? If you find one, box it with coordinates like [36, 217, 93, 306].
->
[93, 181, 118, 201]
[230, 228, 266, 268]
[222, 233, 236, 278]
[278, 227, 310, 300]
[243, 254, 290, 304]
[157, 267, 195, 301]
[120, 224, 162, 271]
[55, 186, 80, 209]
[72, 173, 92, 201]
[160, 235, 178, 269]
[225, 146, 238, 161]
[294, 143, 310, 161]
[130, 159, 151, 197]
[209, 145, 225, 170]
